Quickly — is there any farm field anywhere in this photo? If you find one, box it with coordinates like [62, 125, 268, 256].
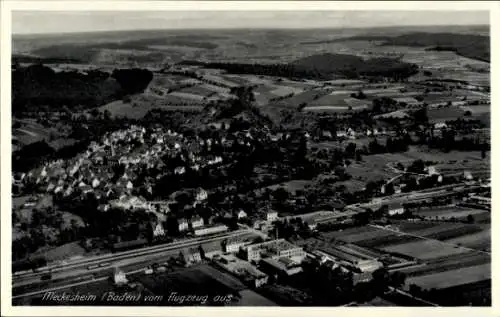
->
[266, 180, 312, 194]
[405, 263, 490, 290]
[381, 239, 471, 260]
[178, 85, 216, 97]
[388, 222, 484, 242]
[460, 105, 490, 114]
[399, 222, 472, 236]
[415, 207, 489, 220]
[98, 95, 204, 119]
[321, 225, 393, 243]
[427, 107, 466, 123]
[272, 89, 330, 109]
[31, 241, 87, 263]
[445, 229, 491, 251]
[303, 93, 371, 112]
[365, 147, 489, 168]
[12, 119, 63, 147]
[335, 179, 366, 193]
[269, 85, 304, 97]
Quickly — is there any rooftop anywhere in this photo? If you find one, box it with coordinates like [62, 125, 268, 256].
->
[247, 239, 301, 254]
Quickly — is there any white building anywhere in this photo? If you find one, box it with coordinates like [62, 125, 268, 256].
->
[237, 210, 248, 219]
[114, 270, 128, 285]
[194, 225, 228, 236]
[109, 196, 152, 211]
[178, 218, 189, 232]
[153, 223, 165, 237]
[92, 178, 100, 188]
[223, 238, 246, 253]
[195, 188, 208, 202]
[387, 202, 405, 216]
[266, 211, 279, 222]
[174, 166, 186, 175]
[191, 216, 204, 229]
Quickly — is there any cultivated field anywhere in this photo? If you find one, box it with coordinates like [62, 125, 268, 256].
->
[415, 207, 490, 221]
[272, 90, 330, 109]
[98, 95, 204, 119]
[445, 229, 491, 251]
[404, 263, 490, 290]
[382, 239, 471, 260]
[321, 225, 393, 243]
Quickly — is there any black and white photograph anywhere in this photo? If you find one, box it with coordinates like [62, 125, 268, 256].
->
[1, 1, 496, 314]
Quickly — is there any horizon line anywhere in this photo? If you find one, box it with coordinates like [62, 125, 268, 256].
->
[12, 23, 490, 37]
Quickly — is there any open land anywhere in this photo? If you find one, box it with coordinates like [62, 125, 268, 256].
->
[11, 25, 491, 307]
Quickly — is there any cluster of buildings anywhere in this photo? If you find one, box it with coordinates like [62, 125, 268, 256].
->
[208, 238, 307, 288]
[318, 127, 390, 141]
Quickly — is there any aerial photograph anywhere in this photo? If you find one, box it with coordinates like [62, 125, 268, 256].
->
[9, 9, 491, 307]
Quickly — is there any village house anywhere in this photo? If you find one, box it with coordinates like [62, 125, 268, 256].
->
[237, 209, 248, 220]
[190, 215, 204, 229]
[174, 166, 186, 175]
[80, 185, 94, 195]
[114, 269, 128, 286]
[152, 222, 165, 237]
[109, 195, 152, 212]
[184, 248, 202, 264]
[386, 202, 405, 216]
[178, 218, 189, 232]
[195, 188, 208, 202]
[91, 178, 100, 188]
[223, 238, 246, 253]
[98, 204, 110, 212]
[266, 210, 279, 222]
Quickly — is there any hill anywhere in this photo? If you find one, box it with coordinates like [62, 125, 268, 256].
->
[304, 32, 490, 63]
[291, 53, 419, 80]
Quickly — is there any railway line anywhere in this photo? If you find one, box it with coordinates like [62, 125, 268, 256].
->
[13, 229, 251, 285]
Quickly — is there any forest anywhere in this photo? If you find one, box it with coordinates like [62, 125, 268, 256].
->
[12, 65, 154, 114]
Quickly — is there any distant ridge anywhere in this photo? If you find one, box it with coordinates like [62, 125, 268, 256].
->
[302, 32, 490, 63]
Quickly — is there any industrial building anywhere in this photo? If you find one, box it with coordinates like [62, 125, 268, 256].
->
[212, 253, 269, 288]
[244, 239, 305, 262]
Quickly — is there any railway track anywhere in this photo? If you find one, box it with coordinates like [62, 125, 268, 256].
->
[13, 229, 250, 283]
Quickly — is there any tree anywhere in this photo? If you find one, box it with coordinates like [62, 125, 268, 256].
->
[372, 267, 390, 293]
[355, 150, 363, 162]
[345, 143, 357, 159]
[112, 68, 153, 94]
[481, 146, 487, 159]
[389, 271, 407, 288]
[407, 159, 425, 174]
[409, 284, 422, 296]
[414, 107, 428, 124]
[198, 245, 206, 259]
[384, 183, 395, 195]
[177, 251, 186, 265]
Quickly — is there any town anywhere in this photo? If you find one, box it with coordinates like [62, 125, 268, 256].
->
[10, 15, 491, 307]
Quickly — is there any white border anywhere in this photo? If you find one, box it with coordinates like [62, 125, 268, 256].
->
[1, 2, 499, 316]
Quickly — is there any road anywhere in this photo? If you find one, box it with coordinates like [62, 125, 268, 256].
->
[388, 286, 439, 306]
[237, 223, 269, 239]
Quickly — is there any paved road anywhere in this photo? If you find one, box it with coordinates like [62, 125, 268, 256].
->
[388, 286, 439, 306]
[237, 223, 269, 239]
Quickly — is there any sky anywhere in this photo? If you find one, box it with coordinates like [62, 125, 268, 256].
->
[12, 11, 490, 35]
